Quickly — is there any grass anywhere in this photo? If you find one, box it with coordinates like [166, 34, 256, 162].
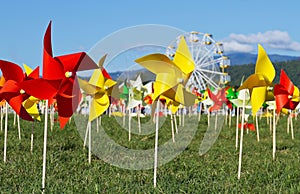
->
[0, 113, 300, 193]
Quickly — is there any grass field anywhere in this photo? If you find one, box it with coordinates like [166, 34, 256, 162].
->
[0, 113, 300, 193]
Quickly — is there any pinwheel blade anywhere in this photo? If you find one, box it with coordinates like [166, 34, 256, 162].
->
[255, 44, 275, 83]
[173, 36, 195, 75]
[251, 86, 267, 115]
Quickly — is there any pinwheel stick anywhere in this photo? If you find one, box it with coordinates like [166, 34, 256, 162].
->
[238, 94, 246, 179]
[13, 111, 16, 126]
[170, 113, 175, 143]
[31, 120, 34, 153]
[138, 106, 141, 134]
[128, 108, 132, 141]
[153, 100, 160, 187]
[198, 102, 202, 122]
[174, 114, 178, 134]
[1, 106, 3, 132]
[17, 115, 21, 140]
[42, 100, 49, 192]
[3, 102, 8, 163]
[255, 114, 260, 142]
[235, 107, 239, 150]
[290, 114, 294, 140]
[272, 108, 276, 160]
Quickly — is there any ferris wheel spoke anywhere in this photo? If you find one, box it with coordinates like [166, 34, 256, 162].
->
[192, 71, 207, 90]
[197, 71, 220, 89]
[196, 61, 219, 69]
[198, 68, 226, 76]
[194, 70, 219, 90]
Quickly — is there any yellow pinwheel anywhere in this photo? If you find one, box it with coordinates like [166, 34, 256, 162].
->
[78, 67, 116, 122]
[135, 36, 196, 106]
[22, 64, 41, 121]
[238, 44, 275, 115]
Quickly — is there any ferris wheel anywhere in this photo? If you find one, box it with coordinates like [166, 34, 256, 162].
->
[166, 31, 230, 92]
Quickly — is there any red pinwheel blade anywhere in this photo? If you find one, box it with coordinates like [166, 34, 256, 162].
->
[102, 68, 112, 79]
[18, 79, 57, 100]
[27, 66, 40, 79]
[279, 69, 294, 94]
[43, 21, 65, 80]
[0, 60, 24, 82]
[56, 52, 98, 73]
[9, 95, 33, 121]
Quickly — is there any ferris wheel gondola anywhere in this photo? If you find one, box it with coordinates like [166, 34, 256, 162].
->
[166, 31, 230, 93]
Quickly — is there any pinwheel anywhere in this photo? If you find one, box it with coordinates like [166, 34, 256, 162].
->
[78, 57, 116, 163]
[18, 21, 98, 191]
[0, 60, 40, 162]
[274, 69, 300, 140]
[19, 21, 98, 128]
[127, 75, 144, 136]
[207, 87, 232, 130]
[228, 89, 254, 148]
[237, 44, 276, 179]
[225, 86, 239, 127]
[135, 36, 196, 187]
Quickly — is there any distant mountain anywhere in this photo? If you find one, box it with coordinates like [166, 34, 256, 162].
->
[228, 52, 300, 65]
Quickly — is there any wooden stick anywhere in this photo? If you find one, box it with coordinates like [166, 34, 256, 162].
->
[138, 105, 141, 133]
[256, 114, 260, 142]
[128, 108, 131, 141]
[290, 114, 294, 140]
[198, 102, 202, 122]
[88, 120, 92, 164]
[31, 121, 34, 153]
[272, 108, 276, 160]
[96, 116, 99, 133]
[235, 107, 239, 150]
[215, 113, 218, 131]
[170, 114, 175, 143]
[41, 100, 49, 192]
[174, 114, 178, 134]
[153, 101, 160, 187]
[182, 108, 185, 127]
[229, 108, 232, 128]
[3, 102, 8, 163]
[13, 111, 16, 126]
[287, 116, 290, 134]
[17, 115, 21, 140]
[238, 94, 246, 179]
[1, 106, 3, 132]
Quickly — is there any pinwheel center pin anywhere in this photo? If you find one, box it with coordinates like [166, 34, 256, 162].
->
[177, 78, 184, 84]
[65, 71, 73, 78]
[288, 95, 293, 99]
[20, 89, 25, 94]
[267, 86, 273, 91]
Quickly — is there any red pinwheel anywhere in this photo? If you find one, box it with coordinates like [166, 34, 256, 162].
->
[274, 69, 299, 113]
[19, 21, 98, 128]
[207, 87, 232, 112]
[0, 60, 39, 121]
[238, 123, 255, 131]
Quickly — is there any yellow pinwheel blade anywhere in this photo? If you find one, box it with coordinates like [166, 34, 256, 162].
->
[238, 74, 267, 91]
[0, 76, 6, 87]
[281, 108, 289, 115]
[89, 95, 109, 122]
[251, 86, 267, 115]
[292, 86, 300, 102]
[135, 53, 178, 75]
[78, 78, 99, 95]
[255, 44, 275, 83]
[153, 73, 178, 101]
[173, 36, 195, 75]
[89, 69, 105, 88]
[23, 64, 33, 75]
[23, 98, 41, 121]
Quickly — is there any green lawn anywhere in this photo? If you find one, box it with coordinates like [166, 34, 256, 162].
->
[0, 113, 300, 193]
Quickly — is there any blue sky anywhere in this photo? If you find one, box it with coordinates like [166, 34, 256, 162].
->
[1, 1, 300, 72]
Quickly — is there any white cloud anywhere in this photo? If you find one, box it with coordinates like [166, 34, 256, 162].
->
[222, 30, 300, 53]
